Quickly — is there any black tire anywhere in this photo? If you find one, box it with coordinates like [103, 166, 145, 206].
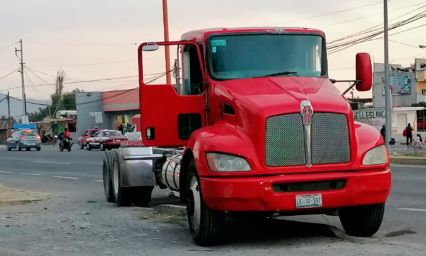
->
[339, 203, 385, 237]
[36, 147, 41, 151]
[111, 151, 132, 206]
[134, 186, 154, 207]
[103, 151, 116, 203]
[80, 142, 84, 149]
[26, 148, 30, 151]
[67, 145, 72, 151]
[86, 143, 91, 151]
[7, 147, 11, 151]
[186, 160, 225, 246]
[60, 143, 64, 152]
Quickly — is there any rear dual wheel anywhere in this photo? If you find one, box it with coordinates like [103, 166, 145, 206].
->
[106, 150, 153, 207]
[103, 151, 115, 203]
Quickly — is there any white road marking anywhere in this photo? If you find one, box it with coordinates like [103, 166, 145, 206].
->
[20, 173, 43, 176]
[31, 161, 71, 165]
[0, 171, 14, 174]
[53, 176, 79, 180]
[398, 208, 426, 212]
[93, 180, 103, 183]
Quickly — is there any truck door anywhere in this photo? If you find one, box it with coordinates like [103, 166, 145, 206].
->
[138, 41, 206, 147]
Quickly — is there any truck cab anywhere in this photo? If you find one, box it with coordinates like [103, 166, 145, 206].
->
[104, 27, 391, 246]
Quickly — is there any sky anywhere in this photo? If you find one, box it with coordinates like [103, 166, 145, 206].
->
[0, 0, 426, 105]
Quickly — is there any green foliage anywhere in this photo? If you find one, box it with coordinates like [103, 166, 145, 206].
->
[28, 69, 83, 122]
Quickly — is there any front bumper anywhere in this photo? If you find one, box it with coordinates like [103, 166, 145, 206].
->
[18, 141, 41, 148]
[200, 169, 391, 212]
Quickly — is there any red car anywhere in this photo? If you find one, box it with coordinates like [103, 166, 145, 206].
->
[78, 129, 103, 149]
[85, 130, 127, 151]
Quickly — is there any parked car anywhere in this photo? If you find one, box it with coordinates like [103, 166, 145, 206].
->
[78, 128, 103, 149]
[6, 129, 41, 151]
[85, 130, 127, 151]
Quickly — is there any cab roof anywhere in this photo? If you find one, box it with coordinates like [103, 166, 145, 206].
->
[180, 27, 325, 42]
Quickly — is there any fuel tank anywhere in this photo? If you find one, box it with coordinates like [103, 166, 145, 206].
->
[162, 154, 182, 192]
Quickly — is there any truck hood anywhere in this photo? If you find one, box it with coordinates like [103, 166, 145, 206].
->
[218, 77, 350, 116]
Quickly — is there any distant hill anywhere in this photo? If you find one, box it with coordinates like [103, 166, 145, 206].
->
[0, 93, 51, 120]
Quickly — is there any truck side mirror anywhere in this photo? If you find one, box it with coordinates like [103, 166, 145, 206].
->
[355, 53, 373, 92]
[142, 43, 159, 52]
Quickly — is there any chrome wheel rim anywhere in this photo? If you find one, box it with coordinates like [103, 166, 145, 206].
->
[189, 176, 201, 232]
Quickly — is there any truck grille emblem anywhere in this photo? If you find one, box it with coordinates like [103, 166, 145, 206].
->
[300, 101, 313, 168]
[302, 105, 313, 125]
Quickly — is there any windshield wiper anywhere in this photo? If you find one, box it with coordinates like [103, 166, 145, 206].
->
[255, 71, 298, 78]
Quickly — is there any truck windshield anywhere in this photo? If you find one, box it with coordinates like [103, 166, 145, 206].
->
[207, 34, 326, 80]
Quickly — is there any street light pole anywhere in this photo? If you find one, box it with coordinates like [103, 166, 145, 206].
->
[384, 0, 392, 151]
[162, 0, 171, 85]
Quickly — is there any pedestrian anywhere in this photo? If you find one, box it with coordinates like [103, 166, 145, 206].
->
[118, 123, 123, 135]
[404, 123, 414, 146]
[380, 125, 386, 141]
[417, 134, 424, 147]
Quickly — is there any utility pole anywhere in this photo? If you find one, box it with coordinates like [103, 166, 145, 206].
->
[7, 92, 11, 135]
[384, 0, 392, 151]
[162, 0, 171, 85]
[15, 39, 28, 124]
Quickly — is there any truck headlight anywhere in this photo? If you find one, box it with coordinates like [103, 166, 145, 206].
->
[206, 153, 251, 172]
[362, 145, 388, 166]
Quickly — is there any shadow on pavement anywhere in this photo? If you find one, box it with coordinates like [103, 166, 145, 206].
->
[219, 217, 337, 246]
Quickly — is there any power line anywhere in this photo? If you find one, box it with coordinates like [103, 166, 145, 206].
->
[23, 69, 49, 100]
[0, 69, 18, 81]
[321, 2, 426, 29]
[24, 67, 56, 88]
[10, 69, 174, 107]
[327, 8, 426, 54]
[0, 42, 18, 52]
[389, 39, 422, 49]
[277, 1, 385, 25]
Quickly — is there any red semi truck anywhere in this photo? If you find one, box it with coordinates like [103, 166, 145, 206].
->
[102, 27, 391, 246]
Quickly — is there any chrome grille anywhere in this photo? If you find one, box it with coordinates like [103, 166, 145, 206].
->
[265, 114, 305, 166]
[311, 113, 350, 164]
[265, 113, 350, 167]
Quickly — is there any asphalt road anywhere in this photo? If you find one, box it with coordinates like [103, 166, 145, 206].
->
[0, 144, 426, 255]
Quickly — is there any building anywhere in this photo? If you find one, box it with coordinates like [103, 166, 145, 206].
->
[75, 88, 140, 136]
[415, 58, 426, 95]
[0, 120, 10, 144]
[365, 60, 426, 134]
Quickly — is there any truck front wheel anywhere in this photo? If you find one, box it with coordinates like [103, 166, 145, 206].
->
[186, 160, 225, 246]
[338, 203, 385, 237]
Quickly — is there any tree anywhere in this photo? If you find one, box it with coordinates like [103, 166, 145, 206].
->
[28, 69, 83, 122]
[1, 115, 7, 120]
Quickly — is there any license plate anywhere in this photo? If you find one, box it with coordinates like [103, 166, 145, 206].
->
[296, 194, 322, 209]
[28, 143, 35, 145]
[116, 140, 121, 142]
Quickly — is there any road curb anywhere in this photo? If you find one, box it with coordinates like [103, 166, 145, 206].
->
[154, 204, 186, 216]
[389, 156, 426, 165]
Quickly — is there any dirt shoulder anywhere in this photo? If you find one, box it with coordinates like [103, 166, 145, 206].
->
[0, 187, 53, 207]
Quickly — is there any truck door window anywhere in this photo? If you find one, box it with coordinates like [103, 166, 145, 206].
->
[182, 44, 204, 96]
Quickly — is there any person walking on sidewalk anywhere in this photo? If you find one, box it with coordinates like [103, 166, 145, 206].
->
[404, 123, 414, 146]
[380, 125, 386, 141]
